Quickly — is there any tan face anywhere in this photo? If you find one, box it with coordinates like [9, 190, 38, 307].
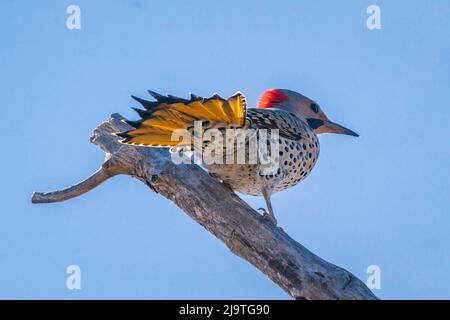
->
[279, 89, 359, 137]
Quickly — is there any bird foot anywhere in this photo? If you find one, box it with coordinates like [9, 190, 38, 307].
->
[257, 208, 277, 226]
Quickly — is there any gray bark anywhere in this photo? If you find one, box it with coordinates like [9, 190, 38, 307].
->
[32, 113, 378, 300]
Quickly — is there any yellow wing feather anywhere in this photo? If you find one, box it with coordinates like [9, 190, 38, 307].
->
[117, 92, 247, 147]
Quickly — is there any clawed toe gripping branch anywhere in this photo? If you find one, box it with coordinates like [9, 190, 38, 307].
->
[32, 113, 378, 300]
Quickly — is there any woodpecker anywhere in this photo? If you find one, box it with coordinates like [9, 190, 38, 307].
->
[117, 89, 358, 225]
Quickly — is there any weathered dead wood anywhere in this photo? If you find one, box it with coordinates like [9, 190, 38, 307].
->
[32, 113, 378, 300]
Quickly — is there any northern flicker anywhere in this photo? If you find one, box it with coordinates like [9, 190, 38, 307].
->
[116, 89, 358, 225]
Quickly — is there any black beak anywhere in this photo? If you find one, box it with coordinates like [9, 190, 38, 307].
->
[323, 120, 359, 137]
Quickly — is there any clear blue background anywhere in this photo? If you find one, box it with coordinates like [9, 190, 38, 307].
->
[1, 0, 449, 299]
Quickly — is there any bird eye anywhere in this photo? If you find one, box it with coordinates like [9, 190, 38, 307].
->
[310, 103, 319, 113]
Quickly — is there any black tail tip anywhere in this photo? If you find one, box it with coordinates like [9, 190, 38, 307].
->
[115, 132, 130, 139]
[124, 120, 141, 128]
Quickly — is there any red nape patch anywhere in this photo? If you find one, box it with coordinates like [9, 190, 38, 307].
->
[258, 89, 289, 109]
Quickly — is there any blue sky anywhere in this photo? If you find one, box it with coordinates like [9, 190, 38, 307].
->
[0, 0, 449, 299]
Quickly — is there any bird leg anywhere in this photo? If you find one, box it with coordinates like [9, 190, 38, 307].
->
[259, 189, 277, 225]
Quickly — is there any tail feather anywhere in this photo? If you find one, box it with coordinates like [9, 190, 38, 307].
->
[130, 95, 158, 109]
[117, 91, 247, 147]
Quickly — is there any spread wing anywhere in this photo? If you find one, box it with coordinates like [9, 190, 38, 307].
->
[116, 91, 247, 147]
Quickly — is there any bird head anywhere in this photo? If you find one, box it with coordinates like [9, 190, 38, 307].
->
[258, 89, 358, 137]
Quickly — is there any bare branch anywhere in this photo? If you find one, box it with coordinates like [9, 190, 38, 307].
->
[32, 113, 378, 300]
[31, 166, 113, 204]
